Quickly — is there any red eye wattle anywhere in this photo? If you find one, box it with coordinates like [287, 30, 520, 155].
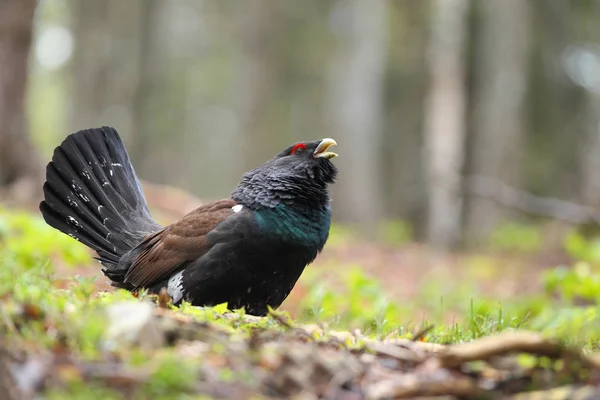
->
[290, 143, 307, 155]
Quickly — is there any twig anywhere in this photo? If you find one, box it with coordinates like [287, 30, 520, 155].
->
[268, 309, 315, 342]
[411, 324, 434, 342]
[366, 373, 481, 399]
[368, 342, 424, 363]
[511, 385, 600, 400]
[465, 174, 600, 224]
[268, 309, 294, 329]
[438, 331, 564, 368]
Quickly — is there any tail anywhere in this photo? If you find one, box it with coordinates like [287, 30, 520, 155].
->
[40, 127, 161, 270]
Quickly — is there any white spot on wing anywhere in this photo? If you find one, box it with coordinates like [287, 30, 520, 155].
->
[111, 162, 123, 167]
[109, 170, 114, 176]
[232, 204, 243, 213]
[167, 271, 184, 303]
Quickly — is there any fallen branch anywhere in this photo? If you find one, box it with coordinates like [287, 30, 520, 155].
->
[439, 331, 567, 368]
[511, 385, 600, 400]
[411, 324, 434, 342]
[465, 174, 600, 224]
[366, 373, 482, 399]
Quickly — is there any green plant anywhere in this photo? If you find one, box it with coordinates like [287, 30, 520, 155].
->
[489, 222, 542, 253]
[378, 219, 413, 246]
[0, 207, 91, 268]
[564, 230, 600, 263]
[543, 263, 600, 304]
[297, 267, 406, 335]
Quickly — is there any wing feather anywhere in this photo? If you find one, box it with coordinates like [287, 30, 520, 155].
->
[123, 199, 237, 288]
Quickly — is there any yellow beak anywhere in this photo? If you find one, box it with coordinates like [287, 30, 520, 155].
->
[313, 138, 338, 159]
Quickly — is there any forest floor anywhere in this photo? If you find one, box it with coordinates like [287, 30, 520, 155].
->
[57, 240, 555, 324]
[5, 303, 600, 400]
[3, 187, 600, 399]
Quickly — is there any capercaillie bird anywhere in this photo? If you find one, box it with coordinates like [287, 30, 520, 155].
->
[39, 127, 338, 316]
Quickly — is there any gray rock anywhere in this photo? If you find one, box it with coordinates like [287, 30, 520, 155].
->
[104, 302, 164, 350]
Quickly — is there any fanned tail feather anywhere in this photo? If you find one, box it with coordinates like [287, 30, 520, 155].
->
[39, 126, 161, 272]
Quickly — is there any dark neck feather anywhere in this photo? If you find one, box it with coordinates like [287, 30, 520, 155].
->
[232, 155, 337, 210]
[232, 175, 331, 210]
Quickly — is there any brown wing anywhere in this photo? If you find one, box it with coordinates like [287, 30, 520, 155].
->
[124, 199, 237, 288]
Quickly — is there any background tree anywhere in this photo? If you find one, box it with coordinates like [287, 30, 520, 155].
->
[0, 0, 41, 199]
[235, 0, 284, 173]
[328, 0, 387, 233]
[12, 0, 600, 247]
[466, 0, 532, 241]
[423, 0, 469, 249]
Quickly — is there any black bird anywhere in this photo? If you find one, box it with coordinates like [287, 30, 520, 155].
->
[39, 127, 338, 316]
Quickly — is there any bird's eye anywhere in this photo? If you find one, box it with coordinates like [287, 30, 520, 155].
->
[290, 143, 307, 155]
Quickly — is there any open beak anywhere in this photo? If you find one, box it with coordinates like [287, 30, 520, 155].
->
[313, 138, 338, 159]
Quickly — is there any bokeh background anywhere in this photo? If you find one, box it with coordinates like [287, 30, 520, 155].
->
[4, 0, 600, 249]
[4, 0, 600, 323]
[4, 0, 600, 247]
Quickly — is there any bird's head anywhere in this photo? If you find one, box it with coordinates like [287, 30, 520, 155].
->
[232, 138, 338, 209]
[271, 138, 338, 183]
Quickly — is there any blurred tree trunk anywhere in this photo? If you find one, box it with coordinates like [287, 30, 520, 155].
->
[70, 1, 106, 130]
[0, 0, 42, 196]
[129, 0, 162, 169]
[69, 0, 147, 146]
[70, 0, 174, 185]
[423, 0, 469, 249]
[329, 0, 387, 232]
[580, 93, 600, 207]
[382, 1, 429, 236]
[235, 0, 283, 173]
[576, 2, 600, 207]
[466, 0, 532, 241]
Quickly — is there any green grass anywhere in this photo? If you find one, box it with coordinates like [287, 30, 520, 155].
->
[295, 260, 600, 348]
